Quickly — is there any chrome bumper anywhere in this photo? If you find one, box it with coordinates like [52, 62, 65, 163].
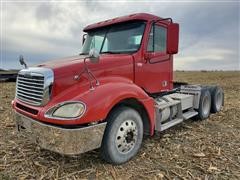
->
[14, 112, 106, 155]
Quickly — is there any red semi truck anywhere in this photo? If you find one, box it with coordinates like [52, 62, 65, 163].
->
[12, 13, 224, 164]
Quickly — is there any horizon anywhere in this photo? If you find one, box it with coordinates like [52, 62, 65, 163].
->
[1, 1, 240, 70]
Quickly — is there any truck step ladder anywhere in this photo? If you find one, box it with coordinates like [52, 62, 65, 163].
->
[160, 118, 183, 131]
[155, 93, 198, 132]
[155, 99, 184, 132]
[182, 110, 198, 120]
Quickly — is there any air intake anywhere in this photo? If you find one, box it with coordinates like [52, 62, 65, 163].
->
[16, 67, 54, 106]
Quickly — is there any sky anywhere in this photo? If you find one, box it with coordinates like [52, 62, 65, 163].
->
[1, 0, 239, 70]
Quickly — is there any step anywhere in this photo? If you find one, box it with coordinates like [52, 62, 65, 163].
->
[182, 110, 198, 120]
[160, 118, 183, 131]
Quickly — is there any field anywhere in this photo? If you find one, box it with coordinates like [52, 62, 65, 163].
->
[0, 71, 239, 179]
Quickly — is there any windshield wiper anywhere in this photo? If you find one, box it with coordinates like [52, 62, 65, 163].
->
[79, 52, 88, 55]
[101, 51, 134, 54]
[101, 51, 120, 54]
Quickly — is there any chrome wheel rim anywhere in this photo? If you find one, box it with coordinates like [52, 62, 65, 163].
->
[202, 95, 210, 116]
[115, 120, 137, 154]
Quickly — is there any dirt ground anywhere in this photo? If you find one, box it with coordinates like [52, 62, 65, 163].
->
[0, 71, 239, 179]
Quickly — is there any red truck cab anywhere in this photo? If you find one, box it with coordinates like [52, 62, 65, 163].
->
[12, 13, 223, 164]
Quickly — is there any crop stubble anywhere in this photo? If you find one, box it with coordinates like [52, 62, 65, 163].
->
[0, 71, 239, 179]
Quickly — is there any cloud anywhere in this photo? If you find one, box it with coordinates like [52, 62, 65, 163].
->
[1, 1, 239, 70]
[175, 48, 237, 70]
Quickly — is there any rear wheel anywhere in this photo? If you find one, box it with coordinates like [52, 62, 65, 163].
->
[100, 106, 143, 164]
[196, 88, 211, 120]
[209, 86, 224, 113]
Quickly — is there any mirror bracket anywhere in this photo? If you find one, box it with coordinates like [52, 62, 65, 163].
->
[144, 52, 155, 62]
[76, 48, 100, 90]
[88, 48, 100, 63]
[82, 34, 87, 45]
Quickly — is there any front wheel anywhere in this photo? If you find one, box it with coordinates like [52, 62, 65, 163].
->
[100, 107, 143, 164]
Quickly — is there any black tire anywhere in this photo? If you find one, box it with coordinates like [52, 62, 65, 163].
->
[196, 88, 211, 120]
[100, 106, 143, 164]
[209, 86, 224, 113]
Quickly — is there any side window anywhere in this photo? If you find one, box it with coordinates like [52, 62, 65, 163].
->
[147, 25, 167, 52]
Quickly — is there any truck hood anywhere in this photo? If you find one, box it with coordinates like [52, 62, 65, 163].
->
[36, 55, 98, 97]
[37, 55, 87, 69]
[35, 54, 133, 98]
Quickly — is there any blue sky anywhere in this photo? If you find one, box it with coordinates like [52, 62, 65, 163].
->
[1, 1, 239, 70]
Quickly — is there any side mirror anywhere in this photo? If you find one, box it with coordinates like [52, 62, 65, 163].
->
[19, 55, 28, 68]
[19, 55, 24, 65]
[167, 23, 179, 54]
[89, 48, 100, 63]
[82, 34, 87, 45]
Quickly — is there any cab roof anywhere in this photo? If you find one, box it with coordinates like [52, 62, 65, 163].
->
[83, 13, 162, 32]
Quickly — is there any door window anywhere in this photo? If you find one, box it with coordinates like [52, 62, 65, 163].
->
[147, 25, 167, 52]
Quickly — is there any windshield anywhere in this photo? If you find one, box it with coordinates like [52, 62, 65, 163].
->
[81, 21, 146, 54]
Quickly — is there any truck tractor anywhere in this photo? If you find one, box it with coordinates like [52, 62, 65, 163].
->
[12, 13, 224, 164]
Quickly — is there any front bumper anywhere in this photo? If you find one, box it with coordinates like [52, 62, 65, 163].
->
[14, 112, 106, 155]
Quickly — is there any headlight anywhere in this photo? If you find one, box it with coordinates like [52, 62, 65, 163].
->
[45, 102, 86, 119]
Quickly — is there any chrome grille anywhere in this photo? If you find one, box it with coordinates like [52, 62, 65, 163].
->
[16, 67, 54, 106]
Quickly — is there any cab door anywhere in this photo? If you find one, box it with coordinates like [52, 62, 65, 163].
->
[136, 23, 173, 93]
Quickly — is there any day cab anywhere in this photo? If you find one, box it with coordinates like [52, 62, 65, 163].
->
[12, 13, 224, 164]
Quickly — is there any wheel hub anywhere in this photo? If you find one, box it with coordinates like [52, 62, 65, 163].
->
[126, 131, 134, 143]
[216, 91, 223, 110]
[202, 95, 210, 116]
[115, 120, 137, 154]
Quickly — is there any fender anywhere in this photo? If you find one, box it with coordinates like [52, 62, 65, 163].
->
[38, 76, 155, 134]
